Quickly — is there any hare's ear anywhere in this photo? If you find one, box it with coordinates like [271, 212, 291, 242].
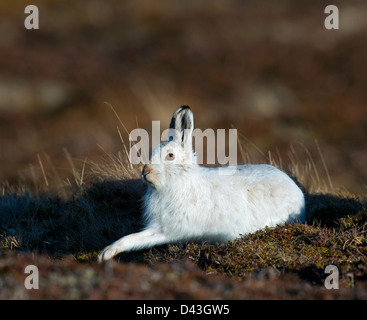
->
[168, 106, 194, 148]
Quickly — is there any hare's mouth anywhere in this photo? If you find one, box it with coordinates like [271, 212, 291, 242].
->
[142, 172, 149, 182]
[142, 171, 148, 180]
[142, 164, 160, 187]
[142, 172, 154, 186]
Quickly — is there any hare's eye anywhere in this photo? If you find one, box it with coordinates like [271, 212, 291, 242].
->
[166, 153, 175, 161]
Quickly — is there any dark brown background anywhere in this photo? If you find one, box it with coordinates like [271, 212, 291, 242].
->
[0, 0, 366, 194]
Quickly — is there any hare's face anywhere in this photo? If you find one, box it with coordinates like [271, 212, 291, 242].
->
[142, 105, 195, 188]
[142, 140, 195, 188]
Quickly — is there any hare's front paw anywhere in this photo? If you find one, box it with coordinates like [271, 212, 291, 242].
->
[98, 244, 118, 263]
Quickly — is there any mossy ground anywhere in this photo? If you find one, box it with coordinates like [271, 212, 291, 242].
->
[144, 202, 367, 285]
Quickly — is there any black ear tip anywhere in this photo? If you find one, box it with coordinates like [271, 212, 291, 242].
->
[170, 106, 192, 129]
[172, 105, 192, 122]
[176, 106, 191, 114]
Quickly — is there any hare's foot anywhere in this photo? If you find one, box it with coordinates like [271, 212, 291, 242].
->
[98, 244, 119, 262]
[98, 229, 168, 263]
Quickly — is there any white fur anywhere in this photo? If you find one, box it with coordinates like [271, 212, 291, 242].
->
[98, 106, 305, 262]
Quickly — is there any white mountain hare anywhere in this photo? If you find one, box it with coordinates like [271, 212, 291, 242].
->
[98, 106, 305, 262]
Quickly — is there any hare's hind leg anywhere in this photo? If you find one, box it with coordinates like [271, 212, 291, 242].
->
[98, 229, 167, 262]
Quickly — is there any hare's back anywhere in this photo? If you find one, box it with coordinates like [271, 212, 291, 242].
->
[204, 164, 303, 208]
[236, 164, 302, 194]
[204, 164, 294, 185]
